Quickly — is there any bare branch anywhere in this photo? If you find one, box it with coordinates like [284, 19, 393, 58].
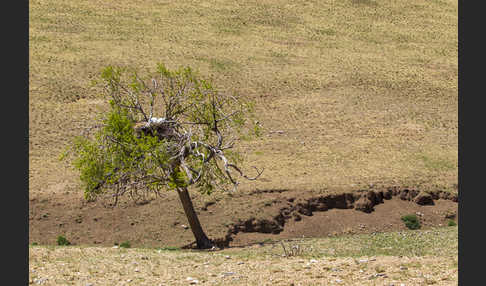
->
[148, 78, 157, 121]
[227, 164, 264, 181]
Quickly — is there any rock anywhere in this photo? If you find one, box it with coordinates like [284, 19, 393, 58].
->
[181, 224, 189, 229]
[186, 277, 199, 284]
[225, 255, 231, 259]
[222, 272, 236, 277]
[369, 273, 387, 279]
[34, 278, 48, 285]
[376, 273, 387, 277]
[414, 192, 434, 205]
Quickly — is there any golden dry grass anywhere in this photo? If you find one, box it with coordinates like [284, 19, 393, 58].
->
[29, 227, 458, 285]
[29, 0, 458, 196]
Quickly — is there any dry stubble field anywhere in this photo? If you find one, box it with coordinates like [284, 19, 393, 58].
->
[29, 0, 458, 284]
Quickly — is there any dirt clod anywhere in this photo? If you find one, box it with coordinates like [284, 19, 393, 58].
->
[414, 192, 434, 205]
[354, 196, 374, 213]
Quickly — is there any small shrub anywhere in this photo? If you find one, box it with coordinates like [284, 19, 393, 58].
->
[280, 240, 313, 258]
[401, 214, 421, 230]
[448, 220, 457, 226]
[31, 242, 38, 246]
[56, 235, 71, 246]
[120, 241, 131, 248]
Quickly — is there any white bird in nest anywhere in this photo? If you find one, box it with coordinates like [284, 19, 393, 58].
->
[145, 117, 166, 127]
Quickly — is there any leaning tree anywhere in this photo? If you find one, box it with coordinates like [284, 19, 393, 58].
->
[64, 64, 263, 249]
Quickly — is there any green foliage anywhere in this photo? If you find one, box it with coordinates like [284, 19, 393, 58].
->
[168, 168, 188, 189]
[68, 106, 171, 200]
[57, 235, 71, 246]
[448, 220, 457, 227]
[120, 241, 131, 248]
[401, 214, 421, 230]
[63, 63, 260, 202]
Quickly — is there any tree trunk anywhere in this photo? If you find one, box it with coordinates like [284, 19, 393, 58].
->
[176, 187, 213, 249]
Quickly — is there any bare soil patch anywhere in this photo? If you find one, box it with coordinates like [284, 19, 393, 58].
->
[230, 196, 456, 247]
[29, 186, 457, 248]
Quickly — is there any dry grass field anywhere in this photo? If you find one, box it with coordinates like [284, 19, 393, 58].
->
[29, 0, 458, 284]
[29, 0, 457, 194]
[29, 227, 458, 285]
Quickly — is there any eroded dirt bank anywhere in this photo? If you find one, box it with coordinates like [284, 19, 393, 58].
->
[219, 188, 457, 247]
[29, 186, 457, 248]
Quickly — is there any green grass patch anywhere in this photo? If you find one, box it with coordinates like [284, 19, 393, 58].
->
[219, 227, 457, 259]
[316, 227, 456, 257]
[119, 241, 131, 248]
[56, 235, 71, 246]
[418, 154, 456, 172]
[401, 214, 421, 230]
